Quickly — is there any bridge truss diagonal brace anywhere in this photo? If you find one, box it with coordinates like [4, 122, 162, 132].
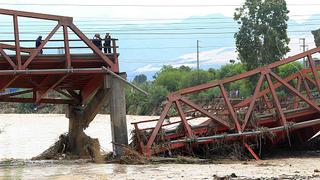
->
[265, 73, 287, 125]
[0, 75, 21, 91]
[68, 23, 117, 72]
[270, 72, 320, 112]
[308, 55, 320, 93]
[219, 84, 242, 132]
[180, 97, 230, 128]
[35, 74, 69, 103]
[22, 23, 62, 69]
[175, 100, 193, 138]
[242, 74, 265, 131]
[146, 101, 173, 150]
[0, 48, 16, 69]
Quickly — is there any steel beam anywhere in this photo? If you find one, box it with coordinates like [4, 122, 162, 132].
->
[63, 25, 71, 68]
[219, 84, 241, 132]
[22, 23, 61, 69]
[0, 8, 72, 21]
[266, 73, 287, 125]
[242, 74, 264, 130]
[175, 100, 193, 137]
[13, 15, 22, 69]
[0, 48, 16, 68]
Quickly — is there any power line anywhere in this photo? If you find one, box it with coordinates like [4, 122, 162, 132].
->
[2, 3, 320, 7]
[0, 30, 315, 35]
[2, 22, 320, 30]
[2, 19, 320, 28]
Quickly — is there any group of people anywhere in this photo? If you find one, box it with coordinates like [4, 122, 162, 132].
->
[35, 33, 112, 54]
[92, 33, 112, 53]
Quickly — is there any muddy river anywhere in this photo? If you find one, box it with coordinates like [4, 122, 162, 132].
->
[1, 114, 320, 179]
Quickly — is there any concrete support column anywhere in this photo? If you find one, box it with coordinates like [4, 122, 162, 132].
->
[109, 73, 128, 156]
[67, 105, 86, 155]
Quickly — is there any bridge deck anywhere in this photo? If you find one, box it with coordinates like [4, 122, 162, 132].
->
[0, 53, 120, 105]
[0, 53, 118, 70]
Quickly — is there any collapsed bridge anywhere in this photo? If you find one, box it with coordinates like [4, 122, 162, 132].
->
[132, 47, 320, 159]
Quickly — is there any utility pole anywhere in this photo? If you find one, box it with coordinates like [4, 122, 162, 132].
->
[197, 40, 200, 71]
[197, 40, 200, 82]
[300, 38, 308, 68]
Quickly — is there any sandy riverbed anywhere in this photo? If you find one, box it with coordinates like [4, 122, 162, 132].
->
[0, 114, 320, 179]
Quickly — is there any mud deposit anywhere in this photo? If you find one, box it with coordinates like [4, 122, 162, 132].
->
[1, 158, 320, 179]
[1, 114, 320, 179]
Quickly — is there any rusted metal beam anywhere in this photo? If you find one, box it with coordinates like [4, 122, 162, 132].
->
[244, 143, 260, 160]
[146, 102, 173, 151]
[265, 73, 287, 125]
[307, 55, 320, 92]
[270, 72, 320, 112]
[0, 75, 20, 91]
[219, 84, 241, 132]
[171, 118, 320, 143]
[0, 43, 33, 54]
[68, 23, 116, 71]
[0, 48, 16, 68]
[0, 8, 72, 21]
[301, 74, 313, 99]
[242, 74, 264, 131]
[36, 74, 69, 103]
[22, 23, 62, 69]
[293, 76, 302, 109]
[80, 75, 103, 104]
[63, 25, 72, 68]
[13, 15, 22, 69]
[175, 100, 193, 137]
[180, 97, 230, 128]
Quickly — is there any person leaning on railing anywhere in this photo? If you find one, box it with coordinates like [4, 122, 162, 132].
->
[103, 33, 112, 54]
[35, 36, 43, 54]
[92, 33, 102, 51]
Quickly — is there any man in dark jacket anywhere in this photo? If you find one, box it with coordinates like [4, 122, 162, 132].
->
[92, 33, 102, 51]
[35, 36, 43, 54]
[103, 33, 111, 53]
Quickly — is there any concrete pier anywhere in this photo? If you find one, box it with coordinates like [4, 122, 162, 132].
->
[110, 73, 128, 156]
[66, 73, 128, 156]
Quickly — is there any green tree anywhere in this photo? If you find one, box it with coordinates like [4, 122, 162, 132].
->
[234, 0, 290, 70]
[312, 28, 320, 47]
[133, 74, 147, 84]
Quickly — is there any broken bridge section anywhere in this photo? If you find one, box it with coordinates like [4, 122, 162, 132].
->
[0, 8, 127, 156]
[133, 47, 320, 159]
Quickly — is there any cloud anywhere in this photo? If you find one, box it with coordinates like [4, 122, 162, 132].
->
[134, 64, 161, 73]
[177, 47, 238, 67]
[133, 47, 238, 74]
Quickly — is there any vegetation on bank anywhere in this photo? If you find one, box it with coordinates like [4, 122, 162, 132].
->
[126, 61, 303, 115]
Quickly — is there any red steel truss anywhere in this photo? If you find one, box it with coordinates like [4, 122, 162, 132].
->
[133, 47, 320, 159]
[0, 8, 120, 105]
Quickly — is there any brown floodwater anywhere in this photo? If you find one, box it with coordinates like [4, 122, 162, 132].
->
[1, 114, 320, 179]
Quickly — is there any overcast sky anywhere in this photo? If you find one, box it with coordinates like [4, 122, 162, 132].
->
[1, 0, 320, 21]
[1, 0, 320, 79]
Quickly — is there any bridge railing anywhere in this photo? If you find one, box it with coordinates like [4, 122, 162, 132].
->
[0, 38, 119, 54]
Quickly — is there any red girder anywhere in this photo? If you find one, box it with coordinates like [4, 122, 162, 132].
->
[134, 47, 320, 158]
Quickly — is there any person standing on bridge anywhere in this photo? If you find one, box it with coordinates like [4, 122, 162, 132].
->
[92, 33, 102, 51]
[103, 33, 111, 54]
[35, 36, 43, 54]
